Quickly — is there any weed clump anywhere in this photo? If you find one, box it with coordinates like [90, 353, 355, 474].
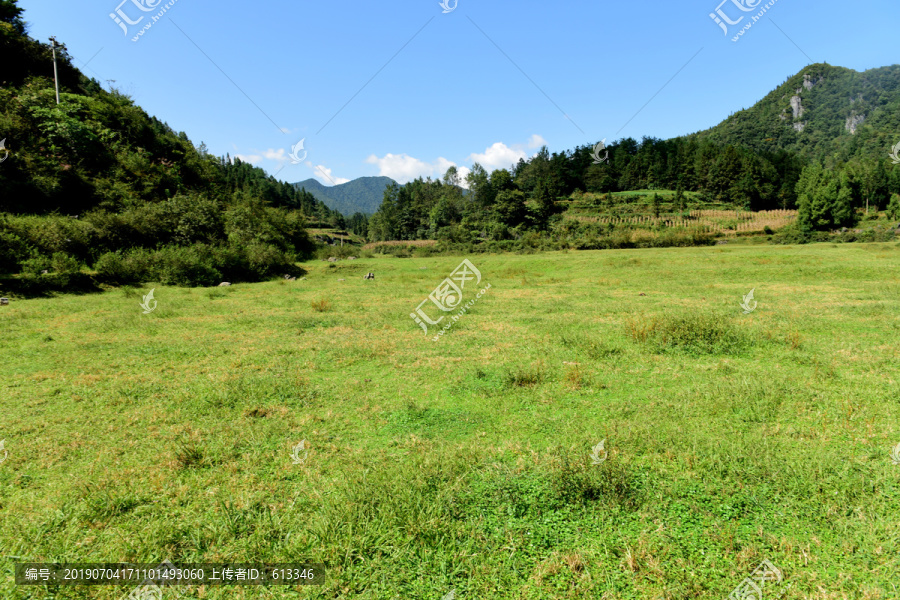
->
[310, 299, 331, 312]
[626, 312, 751, 355]
[504, 364, 548, 387]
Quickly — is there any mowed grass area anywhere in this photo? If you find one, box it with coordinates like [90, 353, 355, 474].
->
[1, 242, 899, 600]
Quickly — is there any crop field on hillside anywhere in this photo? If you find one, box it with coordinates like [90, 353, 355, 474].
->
[1, 242, 899, 599]
[568, 209, 798, 236]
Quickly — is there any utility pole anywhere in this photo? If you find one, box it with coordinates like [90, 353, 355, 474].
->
[49, 36, 61, 105]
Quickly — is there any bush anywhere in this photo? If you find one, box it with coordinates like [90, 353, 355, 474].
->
[50, 252, 81, 274]
[771, 222, 810, 245]
[94, 250, 152, 284]
[245, 242, 293, 278]
[0, 224, 30, 274]
[887, 194, 900, 220]
[150, 245, 222, 287]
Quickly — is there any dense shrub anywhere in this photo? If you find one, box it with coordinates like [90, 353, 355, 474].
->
[887, 193, 900, 220]
[0, 224, 29, 273]
[94, 249, 153, 284]
[150, 244, 222, 287]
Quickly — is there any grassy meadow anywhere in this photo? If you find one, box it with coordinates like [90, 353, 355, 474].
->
[1, 241, 899, 599]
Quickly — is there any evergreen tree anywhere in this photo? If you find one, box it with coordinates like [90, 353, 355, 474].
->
[0, 0, 26, 34]
[797, 163, 856, 231]
[494, 189, 527, 228]
[530, 178, 556, 230]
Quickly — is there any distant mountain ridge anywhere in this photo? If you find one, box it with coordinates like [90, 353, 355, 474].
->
[293, 176, 396, 216]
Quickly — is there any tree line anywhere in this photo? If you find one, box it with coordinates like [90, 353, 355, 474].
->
[363, 137, 900, 242]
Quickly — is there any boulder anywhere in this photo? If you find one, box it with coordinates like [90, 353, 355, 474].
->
[219, 282, 231, 287]
[348, 256, 357, 260]
[327, 257, 338, 262]
[0, 298, 8, 306]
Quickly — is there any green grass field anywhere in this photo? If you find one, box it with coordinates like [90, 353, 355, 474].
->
[2, 242, 899, 599]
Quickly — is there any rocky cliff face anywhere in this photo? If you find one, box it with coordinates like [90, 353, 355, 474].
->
[845, 113, 866, 134]
[783, 73, 823, 134]
[802, 73, 820, 91]
[790, 95, 805, 119]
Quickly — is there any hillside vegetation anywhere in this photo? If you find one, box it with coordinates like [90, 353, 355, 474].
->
[360, 64, 900, 248]
[0, 1, 345, 293]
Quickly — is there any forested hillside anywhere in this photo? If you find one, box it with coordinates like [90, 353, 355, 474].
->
[293, 176, 395, 217]
[696, 64, 900, 162]
[0, 0, 343, 292]
[365, 63, 900, 246]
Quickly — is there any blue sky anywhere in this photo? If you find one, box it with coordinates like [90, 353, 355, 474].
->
[18, 0, 898, 187]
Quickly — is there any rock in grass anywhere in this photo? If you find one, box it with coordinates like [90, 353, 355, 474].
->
[219, 282, 231, 287]
[0, 298, 8, 306]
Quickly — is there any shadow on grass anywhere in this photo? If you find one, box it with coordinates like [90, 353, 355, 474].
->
[0, 272, 104, 298]
[0, 266, 308, 299]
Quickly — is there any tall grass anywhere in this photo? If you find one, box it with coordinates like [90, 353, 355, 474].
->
[625, 312, 753, 355]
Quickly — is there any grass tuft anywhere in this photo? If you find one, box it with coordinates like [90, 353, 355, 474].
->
[311, 298, 332, 312]
[175, 440, 205, 469]
[504, 363, 548, 387]
[626, 312, 752, 355]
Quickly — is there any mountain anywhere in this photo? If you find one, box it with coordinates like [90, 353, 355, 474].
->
[693, 63, 900, 163]
[293, 176, 396, 216]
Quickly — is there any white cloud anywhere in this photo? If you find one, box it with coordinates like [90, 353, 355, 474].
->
[263, 148, 288, 162]
[365, 135, 544, 187]
[456, 166, 471, 188]
[467, 142, 527, 172]
[234, 147, 291, 166]
[365, 153, 454, 184]
[364, 153, 474, 187]
[527, 134, 547, 149]
[310, 163, 350, 186]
